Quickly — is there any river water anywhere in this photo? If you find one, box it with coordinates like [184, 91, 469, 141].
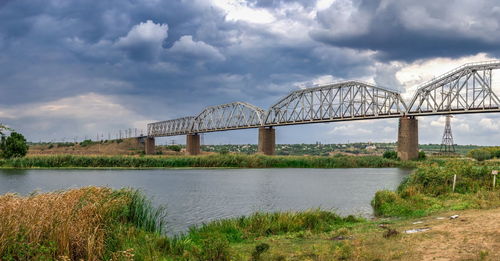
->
[0, 168, 410, 234]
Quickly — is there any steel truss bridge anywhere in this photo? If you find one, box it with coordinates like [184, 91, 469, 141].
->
[147, 61, 500, 137]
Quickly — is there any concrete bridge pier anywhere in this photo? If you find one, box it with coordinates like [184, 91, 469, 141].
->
[186, 133, 201, 155]
[145, 137, 155, 155]
[258, 126, 275, 155]
[397, 116, 419, 160]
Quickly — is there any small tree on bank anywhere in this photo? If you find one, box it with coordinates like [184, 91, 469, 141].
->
[1, 132, 29, 158]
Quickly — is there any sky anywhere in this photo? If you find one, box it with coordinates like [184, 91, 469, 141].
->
[1, 0, 500, 145]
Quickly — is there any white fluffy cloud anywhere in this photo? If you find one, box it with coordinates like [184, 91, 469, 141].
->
[115, 20, 169, 61]
[169, 35, 225, 61]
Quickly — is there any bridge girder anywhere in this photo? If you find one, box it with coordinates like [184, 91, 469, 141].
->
[407, 61, 500, 115]
[192, 102, 265, 133]
[147, 116, 196, 137]
[147, 61, 500, 137]
[147, 102, 265, 136]
[265, 81, 407, 125]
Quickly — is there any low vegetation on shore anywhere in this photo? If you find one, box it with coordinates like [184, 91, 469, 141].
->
[372, 160, 500, 217]
[0, 187, 363, 260]
[1, 158, 498, 260]
[0, 154, 418, 169]
[467, 146, 500, 161]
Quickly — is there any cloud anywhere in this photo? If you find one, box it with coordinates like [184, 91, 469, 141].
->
[211, 0, 276, 24]
[115, 20, 168, 61]
[168, 35, 225, 61]
[0, 0, 499, 146]
[0, 93, 153, 141]
[311, 0, 500, 61]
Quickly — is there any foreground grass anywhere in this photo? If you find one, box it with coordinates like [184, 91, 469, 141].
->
[3, 187, 498, 260]
[2, 159, 499, 260]
[0, 188, 364, 260]
[0, 187, 165, 260]
[0, 154, 417, 169]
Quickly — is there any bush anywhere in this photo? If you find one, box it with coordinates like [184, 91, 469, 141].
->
[79, 139, 94, 147]
[383, 150, 398, 160]
[468, 149, 492, 161]
[0, 132, 28, 159]
[467, 147, 500, 161]
[418, 151, 427, 160]
[166, 145, 182, 152]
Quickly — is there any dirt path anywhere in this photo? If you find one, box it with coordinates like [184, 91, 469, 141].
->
[410, 208, 500, 261]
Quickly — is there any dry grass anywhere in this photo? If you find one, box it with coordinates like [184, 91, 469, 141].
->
[0, 187, 128, 260]
[28, 138, 145, 156]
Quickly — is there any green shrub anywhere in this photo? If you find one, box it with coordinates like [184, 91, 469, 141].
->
[468, 149, 492, 161]
[166, 145, 181, 152]
[79, 139, 94, 147]
[418, 151, 427, 160]
[1, 132, 28, 159]
[382, 150, 398, 160]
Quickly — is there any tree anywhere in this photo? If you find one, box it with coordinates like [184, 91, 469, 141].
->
[1, 132, 29, 158]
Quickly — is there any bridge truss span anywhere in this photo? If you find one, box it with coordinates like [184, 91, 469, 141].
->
[407, 61, 500, 115]
[264, 81, 407, 126]
[192, 102, 265, 133]
[147, 116, 196, 137]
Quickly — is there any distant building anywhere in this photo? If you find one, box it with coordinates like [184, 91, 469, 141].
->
[365, 145, 377, 151]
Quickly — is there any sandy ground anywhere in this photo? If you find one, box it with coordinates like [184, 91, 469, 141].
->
[410, 208, 500, 261]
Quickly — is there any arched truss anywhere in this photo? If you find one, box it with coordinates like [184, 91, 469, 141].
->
[265, 81, 407, 125]
[192, 102, 265, 133]
[407, 61, 500, 115]
[147, 116, 195, 137]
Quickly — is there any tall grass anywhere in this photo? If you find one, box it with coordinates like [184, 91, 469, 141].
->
[372, 160, 500, 217]
[0, 187, 166, 260]
[0, 154, 413, 169]
[126, 190, 166, 234]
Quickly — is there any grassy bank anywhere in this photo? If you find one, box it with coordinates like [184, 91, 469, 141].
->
[3, 186, 499, 260]
[0, 188, 364, 260]
[2, 160, 499, 260]
[0, 154, 416, 169]
[372, 160, 500, 217]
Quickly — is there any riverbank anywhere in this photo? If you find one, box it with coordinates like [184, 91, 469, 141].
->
[1, 187, 499, 260]
[1, 160, 498, 260]
[0, 154, 418, 169]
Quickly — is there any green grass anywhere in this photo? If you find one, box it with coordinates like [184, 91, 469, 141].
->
[0, 154, 417, 169]
[113, 209, 364, 260]
[372, 160, 500, 218]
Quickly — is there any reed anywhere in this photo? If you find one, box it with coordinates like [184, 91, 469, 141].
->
[0, 154, 411, 169]
[0, 187, 166, 260]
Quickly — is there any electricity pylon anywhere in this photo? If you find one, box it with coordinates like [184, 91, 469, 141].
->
[440, 115, 455, 153]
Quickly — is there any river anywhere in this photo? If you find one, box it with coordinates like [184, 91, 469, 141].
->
[0, 168, 410, 234]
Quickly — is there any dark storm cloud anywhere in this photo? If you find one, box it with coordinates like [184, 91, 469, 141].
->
[0, 0, 499, 143]
[311, 0, 500, 61]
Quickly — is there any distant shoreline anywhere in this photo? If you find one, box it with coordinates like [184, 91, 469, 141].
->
[0, 154, 418, 169]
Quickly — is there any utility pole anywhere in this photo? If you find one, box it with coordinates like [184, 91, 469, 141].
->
[440, 115, 455, 154]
